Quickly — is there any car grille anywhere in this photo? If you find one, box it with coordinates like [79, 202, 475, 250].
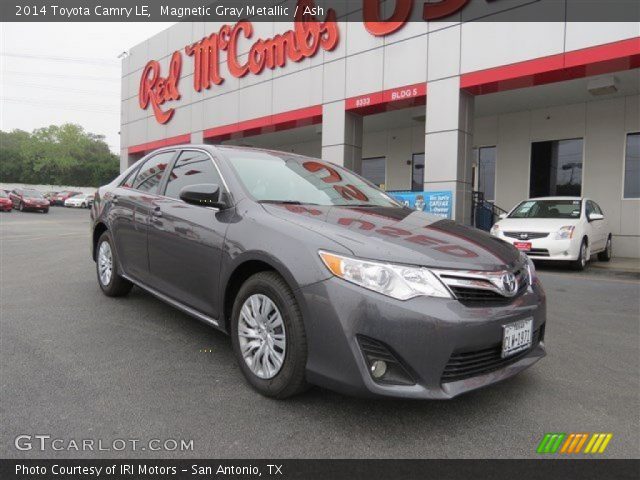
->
[441, 326, 543, 383]
[435, 266, 530, 307]
[526, 249, 550, 257]
[503, 232, 549, 240]
[449, 280, 528, 305]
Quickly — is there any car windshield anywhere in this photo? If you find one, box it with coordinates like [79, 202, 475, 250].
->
[23, 191, 44, 199]
[222, 148, 401, 208]
[509, 199, 582, 219]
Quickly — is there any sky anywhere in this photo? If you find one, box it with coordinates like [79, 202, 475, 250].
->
[0, 22, 174, 153]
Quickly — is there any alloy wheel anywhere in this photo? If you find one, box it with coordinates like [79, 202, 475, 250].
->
[98, 241, 113, 286]
[237, 294, 286, 379]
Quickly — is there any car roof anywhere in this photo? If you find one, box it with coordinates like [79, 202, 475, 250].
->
[151, 143, 312, 159]
[527, 196, 584, 201]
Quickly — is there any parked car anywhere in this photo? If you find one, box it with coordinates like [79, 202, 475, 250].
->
[490, 197, 612, 270]
[43, 191, 59, 205]
[65, 193, 94, 208]
[91, 145, 546, 400]
[10, 189, 49, 213]
[0, 190, 12, 211]
[51, 190, 81, 206]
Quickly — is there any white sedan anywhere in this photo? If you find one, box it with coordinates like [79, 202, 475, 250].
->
[490, 197, 612, 270]
[64, 194, 94, 209]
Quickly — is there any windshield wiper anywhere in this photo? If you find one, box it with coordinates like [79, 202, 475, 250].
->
[335, 204, 380, 208]
[258, 200, 320, 205]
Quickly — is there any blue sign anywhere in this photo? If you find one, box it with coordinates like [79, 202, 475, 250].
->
[389, 190, 452, 219]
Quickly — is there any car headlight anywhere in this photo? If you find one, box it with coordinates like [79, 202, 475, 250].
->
[490, 223, 500, 236]
[522, 253, 537, 285]
[318, 251, 451, 300]
[555, 226, 575, 240]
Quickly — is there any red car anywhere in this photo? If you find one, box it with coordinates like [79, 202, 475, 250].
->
[51, 190, 81, 206]
[0, 190, 12, 211]
[9, 189, 49, 213]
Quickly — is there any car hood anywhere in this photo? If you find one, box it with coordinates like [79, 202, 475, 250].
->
[496, 217, 579, 232]
[262, 204, 521, 271]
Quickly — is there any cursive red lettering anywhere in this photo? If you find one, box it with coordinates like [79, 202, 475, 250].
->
[363, 0, 413, 36]
[138, 51, 182, 124]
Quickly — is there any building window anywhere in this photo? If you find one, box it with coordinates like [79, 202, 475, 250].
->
[474, 147, 496, 201]
[530, 138, 583, 198]
[412, 153, 425, 192]
[624, 133, 640, 199]
[361, 157, 386, 188]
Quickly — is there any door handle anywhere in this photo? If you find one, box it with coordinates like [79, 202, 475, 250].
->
[152, 208, 162, 218]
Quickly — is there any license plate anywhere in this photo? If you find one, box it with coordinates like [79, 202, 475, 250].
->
[502, 319, 533, 358]
[513, 241, 532, 251]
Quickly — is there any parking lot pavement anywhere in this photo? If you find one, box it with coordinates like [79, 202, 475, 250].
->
[1, 207, 639, 459]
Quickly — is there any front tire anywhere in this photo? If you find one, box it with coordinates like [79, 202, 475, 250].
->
[96, 231, 133, 297]
[598, 235, 612, 262]
[231, 271, 308, 399]
[572, 238, 589, 271]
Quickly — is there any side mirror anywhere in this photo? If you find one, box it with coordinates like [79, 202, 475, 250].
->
[179, 184, 225, 208]
[499, 213, 507, 219]
[588, 213, 604, 222]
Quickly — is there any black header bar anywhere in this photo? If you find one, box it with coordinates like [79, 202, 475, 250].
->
[2, 0, 640, 22]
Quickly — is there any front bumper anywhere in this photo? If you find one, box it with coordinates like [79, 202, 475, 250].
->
[22, 204, 48, 211]
[300, 277, 546, 399]
[497, 234, 580, 261]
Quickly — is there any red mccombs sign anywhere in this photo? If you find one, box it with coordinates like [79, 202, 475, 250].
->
[139, 0, 473, 124]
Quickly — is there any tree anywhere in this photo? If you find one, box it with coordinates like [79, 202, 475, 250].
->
[0, 123, 119, 187]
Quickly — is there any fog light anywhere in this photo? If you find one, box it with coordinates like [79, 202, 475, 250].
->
[370, 360, 387, 379]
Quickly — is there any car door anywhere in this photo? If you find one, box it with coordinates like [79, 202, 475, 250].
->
[10, 189, 21, 208]
[585, 200, 605, 252]
[591, 201, 608, 251]
[147, 149, 230, 319]
[109, 150, 176, 283]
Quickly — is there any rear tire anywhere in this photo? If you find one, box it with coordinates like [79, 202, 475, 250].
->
[572, 239, 589, 271]
[598, 236, 612, 262]
[231, 271, 308, 399]
[96, 231, 133, 297]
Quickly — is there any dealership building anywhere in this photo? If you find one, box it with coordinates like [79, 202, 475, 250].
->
[120, 3, 640, 257]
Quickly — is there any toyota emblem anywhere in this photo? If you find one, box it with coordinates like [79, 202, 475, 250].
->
[501, 272, 518, 296]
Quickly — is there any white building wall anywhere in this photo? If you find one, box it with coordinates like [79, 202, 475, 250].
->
[121, 20, 639, 155]
[120, 14, 640, 256]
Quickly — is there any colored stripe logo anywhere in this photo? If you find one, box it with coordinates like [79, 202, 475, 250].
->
[537, 433, 613, 454]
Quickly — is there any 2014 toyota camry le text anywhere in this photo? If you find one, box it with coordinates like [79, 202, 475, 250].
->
[90, 145, 546, 399]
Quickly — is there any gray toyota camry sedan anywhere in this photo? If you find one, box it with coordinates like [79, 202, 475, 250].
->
[91, 145, 546, 399]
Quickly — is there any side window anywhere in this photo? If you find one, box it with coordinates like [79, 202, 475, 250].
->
[164, 150, 222, 200]
[593, 202, 603, 215]
[132, 151, 175, 194]
[120, 166, 140, 188]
